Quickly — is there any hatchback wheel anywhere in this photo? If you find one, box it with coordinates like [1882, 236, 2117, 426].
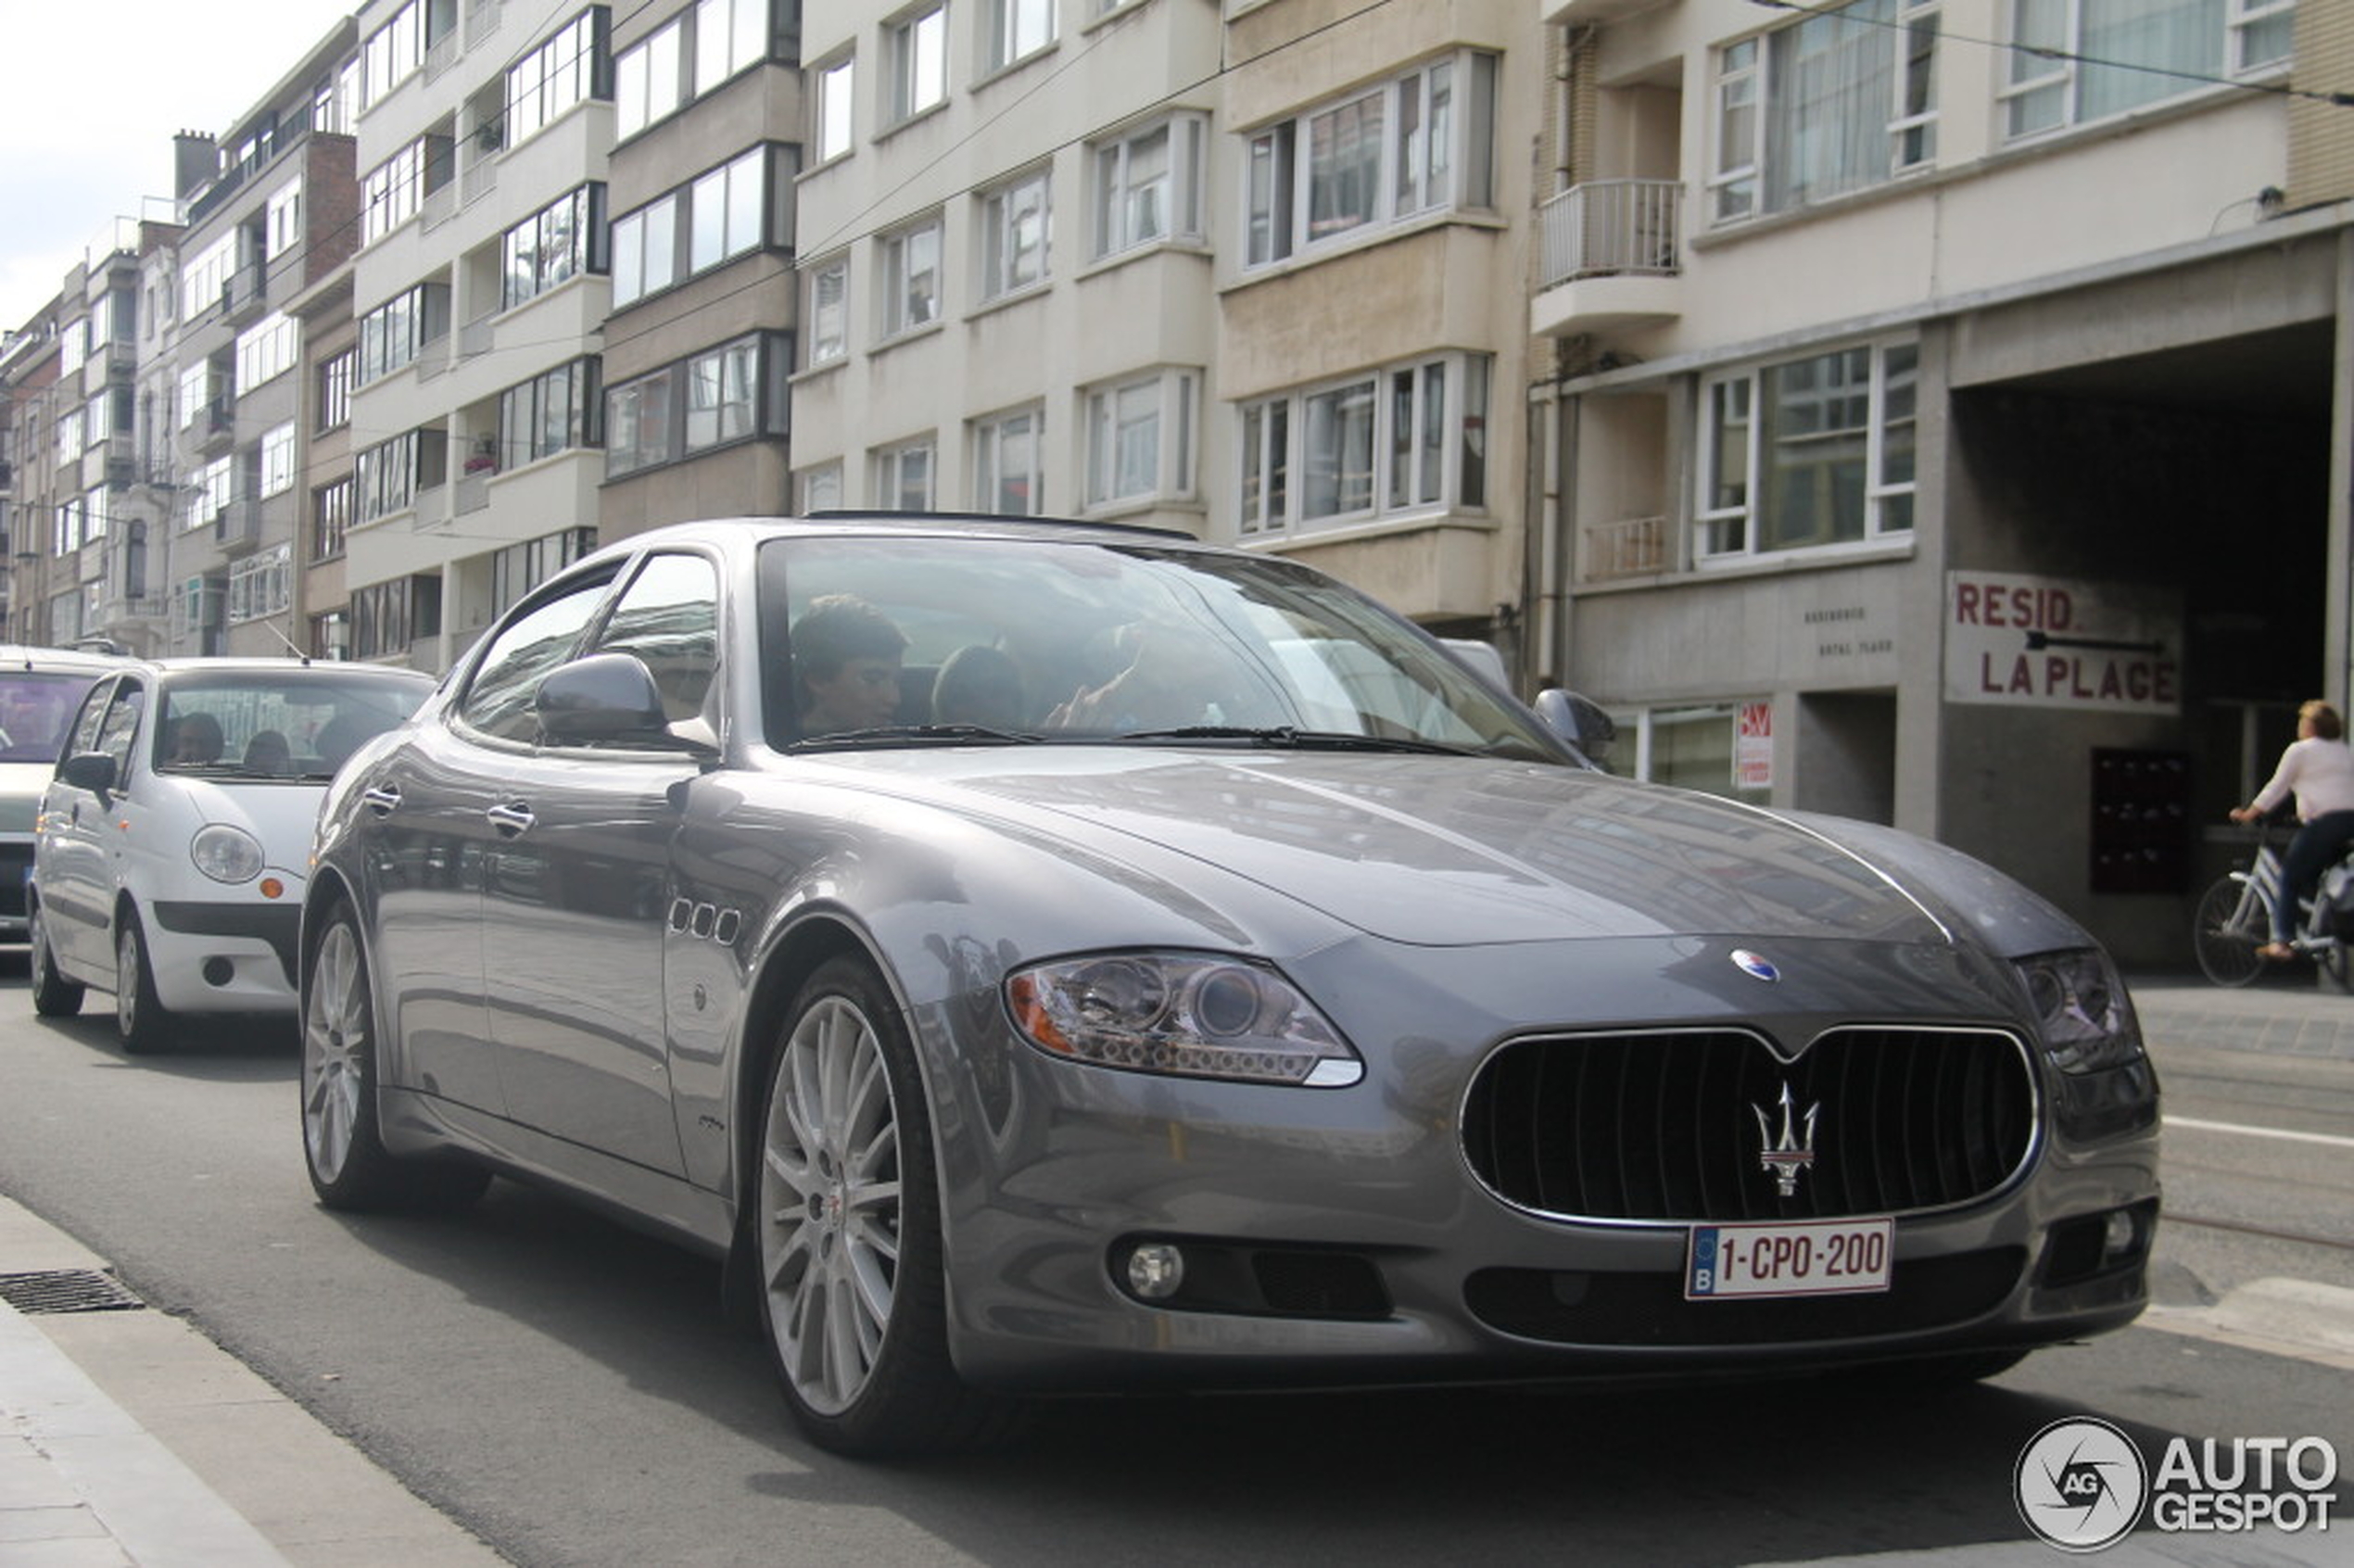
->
[755, 957, 1014, 1457]
[28, 905, 84, 1018]
[301, 906, 486, 1212]
[114, 912, 171, 1054]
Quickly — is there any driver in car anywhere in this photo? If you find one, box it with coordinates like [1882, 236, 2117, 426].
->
[792, 594, 907, 737]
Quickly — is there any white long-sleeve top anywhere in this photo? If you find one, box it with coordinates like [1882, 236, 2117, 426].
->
[2252, 736, 2354, 821]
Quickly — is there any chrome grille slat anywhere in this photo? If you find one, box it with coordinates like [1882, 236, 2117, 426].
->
[1462, 1026, 2037, 1224]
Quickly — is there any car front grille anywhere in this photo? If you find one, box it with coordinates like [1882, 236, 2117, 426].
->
[1462, 1027, 2037, 1223]
[0, 844, 29, 921]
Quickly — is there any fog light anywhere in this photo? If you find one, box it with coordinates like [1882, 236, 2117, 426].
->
[1127, 1242, 1185, 1300]
[2103, 1208, 2139, 1259]
[201, 957, 234, 987]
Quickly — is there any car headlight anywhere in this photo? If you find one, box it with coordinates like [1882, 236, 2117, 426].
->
[190, 824, 264, 884]
[1006, 952, 1362, 1087]
[2015, 948, 2144, 1074]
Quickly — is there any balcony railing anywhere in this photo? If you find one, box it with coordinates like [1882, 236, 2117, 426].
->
[1580, 514, 1667, 583]
[1540, 179, 1683, 290]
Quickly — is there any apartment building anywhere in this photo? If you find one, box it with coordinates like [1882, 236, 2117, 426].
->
[155, 25, 362, 659]
[342, 0, 615, 669]
[599, 0, 804, 537]
[1533, 0, 2351, 962]
[0, 298, 69, 644]
[791, 0, 1537, 651]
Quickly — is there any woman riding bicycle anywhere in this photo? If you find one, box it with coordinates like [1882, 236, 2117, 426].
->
[2229, 698, 2354, 961]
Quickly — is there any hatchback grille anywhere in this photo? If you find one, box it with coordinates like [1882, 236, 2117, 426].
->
[1462, 1027, 2036, 1222]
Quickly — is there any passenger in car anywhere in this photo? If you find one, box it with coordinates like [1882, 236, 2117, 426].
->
[243, 729, 293, 775]
[167, 712, 224, 765]
[1046, 619, 1225, 732]
[792, 594, 908, 736]
[931, 645, 1027, 730]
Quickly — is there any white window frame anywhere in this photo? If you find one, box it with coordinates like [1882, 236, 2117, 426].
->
[876, 437, 936, 511]
[1234, 351, 1490, 536]
[979, 168, 1049, 301]
[694, 0, 769, 95]
[815, 55, 855, 162]
[265, 180, 303, 260]
[615, 15, 687, 138]
[879, 215, 943, 340]
[234, 312, 298, 394]
[806, 255, 849, 365]
[1696, 337, 1918, 563]
[1999, 0, 2277, 142]
[1092, 114, 1205, 259]
[260, 423, 297, 498]
[1084, 368, 1196, 510]
[972, 404, 1044, 515]
[885, 3, 947, 126]
[801, 462, 844, 513]
[983, 0, 1054, 74]
[181, 234, 236, 319]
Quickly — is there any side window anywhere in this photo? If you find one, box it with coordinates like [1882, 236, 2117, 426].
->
[456, 567, 619, 743]
[93, 683, 147, 779]
[593, 552, 719, 727]
[62, 678, 114, 760]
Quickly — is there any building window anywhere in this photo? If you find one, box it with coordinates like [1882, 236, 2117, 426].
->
[611, 146, 789, 307]
[317, 350, 352, 433]
[1092, 115, 1205, 259]
[980, 169, 1049, 300]
[235, 313, 299, 393]
[188, 457, 234, 531]
[355, 428, 448, 525]
[260, 424, 297, 498]
[266, 181, 304, 260]
[228, 544, 293, 626]
[880, 215, 943, 339]
[972, 405, 1044, 515]
[694, 0, 771, 95]
[491, 527, 597, 616]
[1697, 339, 1917, 559]
[690, 148, 769, 272]
[357, 283, 451, 386]
[181, 234, 236, 320]
[605, 332, 789, 478]
[815, 56, 854, 162]
[801, 463, 843, 512]
[611, 195, 678, 305]
[1235, 352, 1488, 534]
[1243, 55, 1496, 269]
[1711, 0, 1937, 223]
[615, 14, 687, 137]
[499, 357, 603, 468]
[885, 3, 947, 125]
[876, 438, 935, 511]
[360, 0, 423, 110]
[502, 184, 608, 309]
[361, 138, 445, 247]
[506, 6, 610, 148]
[310, 609, 350, 660]
[82, 486, 108, 543]
[2005, 0, 2289, 136]
[806, 255, 848, 365]
[1611, 703, 1771, 802]
[313, 477, 351, 560]
[1085, 369, 1196, 509]
[984, 0, 1053, 72]
[350, 574, 441, 661]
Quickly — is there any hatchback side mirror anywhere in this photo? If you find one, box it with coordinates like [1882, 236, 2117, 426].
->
[1534, 689, 1617, 768]
[536, 653, 673, 744]
[58, 751, 119, 801]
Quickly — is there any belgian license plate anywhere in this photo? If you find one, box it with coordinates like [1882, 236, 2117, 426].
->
[1686, 1218, 1894, 1300]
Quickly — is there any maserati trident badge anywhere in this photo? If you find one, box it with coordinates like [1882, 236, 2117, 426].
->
[1753, 1082, 1820, 1197]
[1731, 949, 1780, 981]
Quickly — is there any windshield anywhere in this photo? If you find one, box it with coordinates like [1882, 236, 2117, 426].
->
[0, 671, 106, 764]
[156, 673, 429, 778]
[758, 535, 1563, 762]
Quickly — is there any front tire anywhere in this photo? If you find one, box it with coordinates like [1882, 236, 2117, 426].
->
[2192, 876, 2265, 988]
[754, 957, 1013, 1457]
[28, 904, 84, 1018]
[300, 906, 487, 1212]
[114, 911, 171, 1053]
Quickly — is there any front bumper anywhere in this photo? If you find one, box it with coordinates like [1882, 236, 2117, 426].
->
[147, 894, 303, 1011]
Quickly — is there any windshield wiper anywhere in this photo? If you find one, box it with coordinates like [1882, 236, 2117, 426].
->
[792, 723, 1046, 750]
[1118, 725, 1474, 756]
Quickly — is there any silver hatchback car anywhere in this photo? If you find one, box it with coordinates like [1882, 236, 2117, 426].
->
[300, 515, 2159, 1457]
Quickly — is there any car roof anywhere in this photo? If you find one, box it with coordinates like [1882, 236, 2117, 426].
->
[582, 512, 1214, 565]
[140, 657, 435, 681]
[0, 644, 134, 674]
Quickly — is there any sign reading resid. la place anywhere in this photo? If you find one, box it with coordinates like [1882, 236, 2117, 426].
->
[1943, 570, 2183, 715]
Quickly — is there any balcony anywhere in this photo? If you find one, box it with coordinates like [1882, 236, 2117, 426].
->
[1579, 514, 1668, 583]
[1532, 179, 1685, 338]
[195, 398, 238, 453]
[223, 266, 270, 324]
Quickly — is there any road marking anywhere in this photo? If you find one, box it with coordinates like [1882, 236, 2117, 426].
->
[2164, 1115, 2354, 1151]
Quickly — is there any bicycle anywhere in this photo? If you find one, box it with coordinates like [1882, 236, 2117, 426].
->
[2192, 817, 2353, 989]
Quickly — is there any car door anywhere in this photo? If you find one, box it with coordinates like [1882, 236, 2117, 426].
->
[37, 676, 146, 979]
[482, 551, 717, 1176]
[365, 566, 621, 1119]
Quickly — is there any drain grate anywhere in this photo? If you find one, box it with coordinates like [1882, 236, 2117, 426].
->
[0, 1269, 147, 1316]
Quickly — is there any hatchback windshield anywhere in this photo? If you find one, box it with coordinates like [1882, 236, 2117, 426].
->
[759, 535, 1563, 761]
[156, 674, 429, 778]
[0, 671, 106, 765]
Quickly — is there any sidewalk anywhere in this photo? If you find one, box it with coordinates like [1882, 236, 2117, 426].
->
[1, 971, 2346, 1568]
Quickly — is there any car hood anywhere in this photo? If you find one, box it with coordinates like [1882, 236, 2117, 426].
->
[0, 761, 51, 835]
[171, 776, 330, 861]
[841, 750, 1951, 949]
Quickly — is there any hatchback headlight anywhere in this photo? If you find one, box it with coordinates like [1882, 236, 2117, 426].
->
[1006, 952, 1362, 1087]
[2015, 948, 2144, 1074]
[191, 824, 264, 885]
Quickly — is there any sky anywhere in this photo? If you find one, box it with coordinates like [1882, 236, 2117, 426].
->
[0, 0, 354, 335]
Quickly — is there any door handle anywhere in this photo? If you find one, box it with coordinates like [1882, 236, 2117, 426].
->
[486, 802, 536, 838]
[361, 784, 401, 816]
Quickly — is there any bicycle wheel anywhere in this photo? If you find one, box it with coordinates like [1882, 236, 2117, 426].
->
[2193, 875, 2267, 987]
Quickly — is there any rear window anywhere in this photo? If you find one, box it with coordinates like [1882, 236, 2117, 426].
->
[0, 672, 107, 765]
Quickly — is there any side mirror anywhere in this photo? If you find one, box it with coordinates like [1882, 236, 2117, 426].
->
[535, 652, 672, 744]
[58, 751, 119, 800]
[1534, 689, 1617, 768]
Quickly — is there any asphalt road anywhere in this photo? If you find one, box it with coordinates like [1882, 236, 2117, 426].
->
[2, 964, 2349, 1568]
